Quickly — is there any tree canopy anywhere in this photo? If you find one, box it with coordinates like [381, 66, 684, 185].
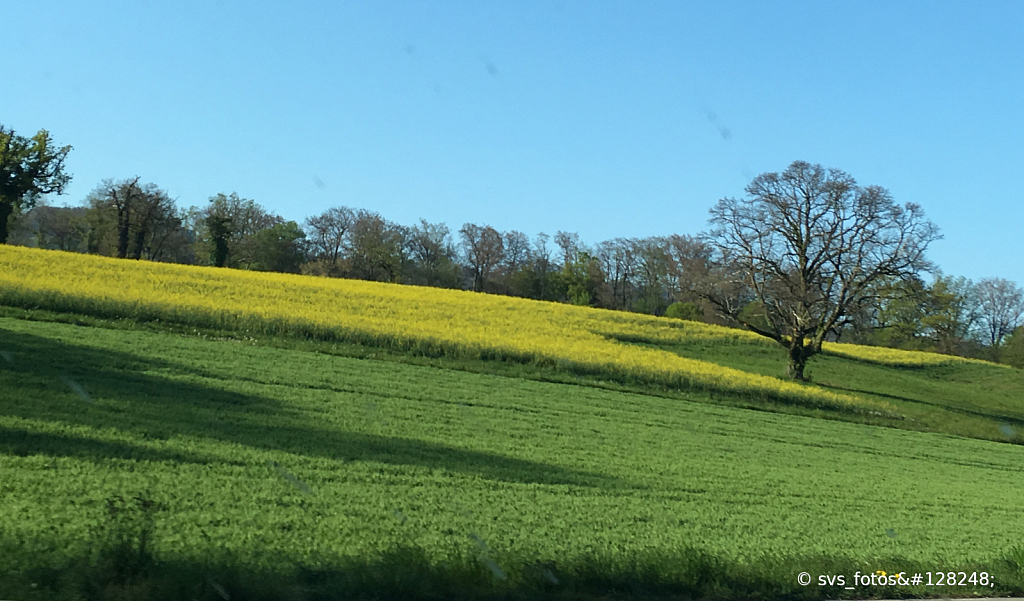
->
[0, 125, 73, 244]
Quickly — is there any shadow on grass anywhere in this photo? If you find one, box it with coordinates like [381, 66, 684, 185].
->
[0, 424, 237, 465]
[817, 381, 1024, 429]
[3, 532, 1023, 601]
[0, 327, 619, 488]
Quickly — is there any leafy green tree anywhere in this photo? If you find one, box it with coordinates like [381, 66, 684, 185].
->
[865, 276, 932, 349]
[37, 206, 89, 252]
[0, 124, 73, 244]
[736, 300, 773, 332]
[192, 193, 282, 269]
[206, 214, 232, 267]
[249, 221, 307, 273]
[921, 275, 980, 355]
[560, 250, 603, 306]
[87, 177, 145, 258]
[1002, 327, 1024, 369]
[7, 204, 90, 252]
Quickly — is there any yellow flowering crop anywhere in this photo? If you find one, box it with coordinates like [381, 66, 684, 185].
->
[0, 246, 900, 414]
[821, 341, 1006, 368]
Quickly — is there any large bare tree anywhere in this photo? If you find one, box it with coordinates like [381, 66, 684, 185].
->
[85, 178, 183, 261]
[704, 161, 940, 379]
[554, 231, 580, 267]
[460, 223, 505, 292]
[501, 230, 531, 280]
[304, 206, 355, 268]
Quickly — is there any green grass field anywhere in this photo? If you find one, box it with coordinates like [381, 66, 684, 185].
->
[3, 315, 1024, 600]
[656, 337, 1024, 444]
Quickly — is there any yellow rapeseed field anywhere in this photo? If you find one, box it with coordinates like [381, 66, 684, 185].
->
[0, 246, 905, 413]
[821, 341, 1005, 368]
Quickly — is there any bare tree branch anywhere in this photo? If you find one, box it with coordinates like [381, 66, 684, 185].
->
[702, 161, 940, 379]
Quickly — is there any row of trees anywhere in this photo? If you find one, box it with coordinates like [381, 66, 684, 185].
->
[13, 177, 1024, 364]
[10, 181, 709, 311]
[3, 124, 1023, 376]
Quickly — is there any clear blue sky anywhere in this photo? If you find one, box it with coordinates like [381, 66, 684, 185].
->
[4, 1, 1022, 285]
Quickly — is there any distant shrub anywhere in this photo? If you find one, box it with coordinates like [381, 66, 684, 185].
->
[665, 301, 702, 321]
[1003, 327, 1024, 369]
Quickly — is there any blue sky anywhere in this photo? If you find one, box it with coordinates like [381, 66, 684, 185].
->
[4, 1, 1022, 285]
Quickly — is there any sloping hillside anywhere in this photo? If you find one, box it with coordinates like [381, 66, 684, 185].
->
[3, 246, 1023, 443]
[2, 318, 1023, 600]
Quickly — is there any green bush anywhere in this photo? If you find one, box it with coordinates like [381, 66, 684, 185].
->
[1002, 327, 1024, 368]
[665, 301, 702, 321]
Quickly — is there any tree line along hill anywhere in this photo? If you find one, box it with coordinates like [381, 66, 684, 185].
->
[2, 123, 1022, 372]
[8, 180, 1024, 370]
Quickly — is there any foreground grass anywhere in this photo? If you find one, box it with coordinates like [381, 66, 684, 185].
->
[5, 541, 1023, 601]
[3, 318, 1024, 599]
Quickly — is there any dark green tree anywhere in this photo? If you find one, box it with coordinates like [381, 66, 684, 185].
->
[920, 275, 980, 355]
[206, 214, 232, 267]
[249, 221, 307, 273]
[560, 250, 603, 306]
[0, 125, 73, 244]
[191, 193, 282, 269]
[6, 204, 90, 252]
[1002, 327, 1024, 369]
[864, 275, 932, 349]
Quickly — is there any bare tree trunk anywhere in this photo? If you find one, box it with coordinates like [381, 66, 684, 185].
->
[116, 206, 131, 259]
[787, 343, 806, 381]
[786, 336, 814, 381]
[132, 226, 147, 260]
[0, 201, 13, 244]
